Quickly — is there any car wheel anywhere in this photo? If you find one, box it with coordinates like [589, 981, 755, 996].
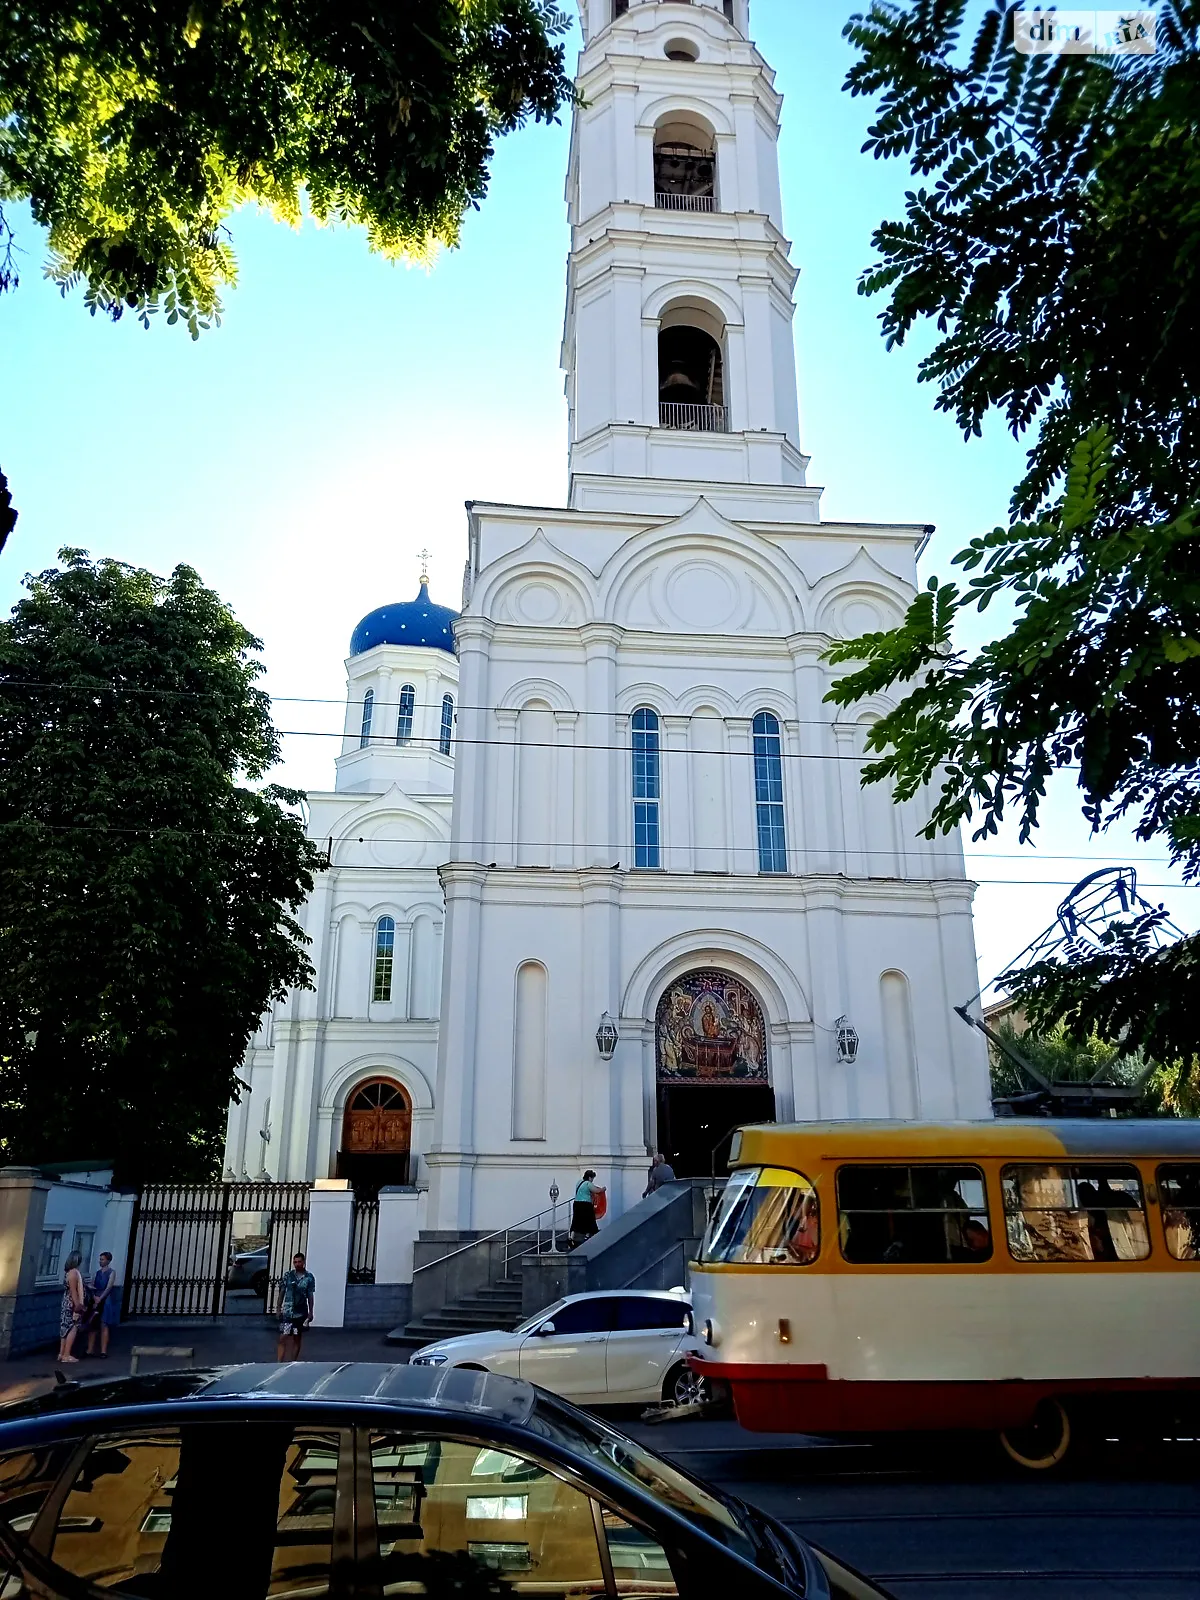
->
[250, 1271, 268, 1299]
[999, 1398, 1071, 1471]
[665, 1362, 709, 1409]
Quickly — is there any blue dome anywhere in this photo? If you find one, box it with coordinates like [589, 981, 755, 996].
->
[349, 582, 458, 658]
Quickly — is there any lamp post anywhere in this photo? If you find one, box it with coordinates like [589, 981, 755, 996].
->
[547, 1181, 561, 1254]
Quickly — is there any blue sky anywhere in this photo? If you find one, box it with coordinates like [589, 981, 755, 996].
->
[1, 1, 1191, 994]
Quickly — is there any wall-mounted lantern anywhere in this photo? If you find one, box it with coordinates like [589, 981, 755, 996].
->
[834, 1016, 860, 1066]
[596, 1012, 619, 1060]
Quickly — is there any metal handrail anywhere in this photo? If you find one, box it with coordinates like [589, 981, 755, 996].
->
[659, 401, 729, 433]
[412, 1202, 564, 1277]
[654, 191, 716, 212]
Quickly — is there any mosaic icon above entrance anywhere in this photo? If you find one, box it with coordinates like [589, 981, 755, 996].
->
[655, 969, 768, 1084]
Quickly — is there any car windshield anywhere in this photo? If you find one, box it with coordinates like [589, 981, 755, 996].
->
[528, 1396, 758, 1567]
[513, 1299, 566, 1335]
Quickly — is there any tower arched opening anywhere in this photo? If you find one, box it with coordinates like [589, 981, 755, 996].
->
[658, 302, 727, 433]
[653, 113, 716, 212]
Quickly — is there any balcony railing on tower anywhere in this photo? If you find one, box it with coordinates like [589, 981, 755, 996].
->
[654, 191, 716, 213]
[659, 401, 730, 433]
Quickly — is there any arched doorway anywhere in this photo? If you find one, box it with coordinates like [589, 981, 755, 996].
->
[655, 969, 776, 1177]
[337, 1078, 412, 1192]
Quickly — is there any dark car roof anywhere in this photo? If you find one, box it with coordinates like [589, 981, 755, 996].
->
[0, 1362, 539, 1429]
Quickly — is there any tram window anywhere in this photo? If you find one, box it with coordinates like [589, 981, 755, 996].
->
[698, 1167, 819, 1265]
[1002, 1164, 1150, 1262]
[836, 1165, 992, 1265]
[1157, 1164, 1200, 1260]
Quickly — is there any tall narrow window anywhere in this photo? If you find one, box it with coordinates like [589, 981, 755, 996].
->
[753, 711, 787, 872]
[359, 688, 374, 748]
[723, 0, 735, 19]
[614, 0, 629, 14]
[396, 684, 415, 745]
[632, 707, 662, 869]
[373, 916, 395, 1002]
[439, 694, 455, 756]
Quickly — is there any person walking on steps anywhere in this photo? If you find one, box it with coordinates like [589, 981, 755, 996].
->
[570, 1170, 605, 1247]
[643, 1151, 676, 1197]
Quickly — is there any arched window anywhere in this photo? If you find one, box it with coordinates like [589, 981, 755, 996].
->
[614, 0, 629, 15]
[654, 115, 715, 212]
[372, 916, 395, 1002]
[439, 694, 455, 756]
[395, 683, 415, 745]
[753, 711, 787, 873]
[359, 688, 374, 748]
[632, 707, 662, 869]
[658, 303, 726, 433]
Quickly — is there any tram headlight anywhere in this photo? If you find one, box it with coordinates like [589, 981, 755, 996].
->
[703, 1317, 720, 1348]
[683, 1309, 694, 1336]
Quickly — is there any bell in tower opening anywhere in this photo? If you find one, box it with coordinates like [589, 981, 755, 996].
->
[658, 305, 727, 432]
[654, 114, 716, 211]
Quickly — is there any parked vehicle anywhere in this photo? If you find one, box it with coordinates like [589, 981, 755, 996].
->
[0, 1362, 891, 1598]
[411, 1288, 711, 1407]
[225, 1244, 270, 1297]
[690, 1119, 1200, 1469]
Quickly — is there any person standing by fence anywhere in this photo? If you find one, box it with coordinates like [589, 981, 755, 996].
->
[57, 1252, 88, 1365]
[86, 1252, 118, 1359]
[276, 1253, 315, 1361]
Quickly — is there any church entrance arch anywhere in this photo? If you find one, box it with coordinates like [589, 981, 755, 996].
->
[337, 1077, 412, 1193]
[655, 969, 776, 1178]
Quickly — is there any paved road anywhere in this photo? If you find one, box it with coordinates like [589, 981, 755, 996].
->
[625, 1419, 1200, 1600]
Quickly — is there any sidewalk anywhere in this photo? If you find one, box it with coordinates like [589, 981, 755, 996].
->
[0, 1320, 409, 1405]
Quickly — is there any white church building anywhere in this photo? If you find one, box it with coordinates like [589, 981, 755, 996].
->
[225, 0, 991, 1235]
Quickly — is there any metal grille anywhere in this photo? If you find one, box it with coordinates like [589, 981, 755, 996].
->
[125, 1181, 309, 1319]
[659, 401, 729, 433]
[654, 191, 715, 212]
[348, 1198, 379, 1285]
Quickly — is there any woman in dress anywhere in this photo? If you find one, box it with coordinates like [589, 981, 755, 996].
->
[57, 1252, 86, 1364]
[86, 1251, 117, 1358]
[570, 1170, 605, 1246]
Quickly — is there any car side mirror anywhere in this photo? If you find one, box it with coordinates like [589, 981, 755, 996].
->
[536, 1321, 556, 1337]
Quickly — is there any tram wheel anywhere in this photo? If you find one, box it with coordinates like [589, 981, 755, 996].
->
[999, 1398, 1071, 1471]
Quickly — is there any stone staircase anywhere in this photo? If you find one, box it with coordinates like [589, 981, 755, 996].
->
[398, 1276, 525, 1346]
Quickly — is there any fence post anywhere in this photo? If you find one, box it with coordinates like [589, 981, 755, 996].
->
[306, 1181, 353, 1328]
[0, 1168, 53, 1360]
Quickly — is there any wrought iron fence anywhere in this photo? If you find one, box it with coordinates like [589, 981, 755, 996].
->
[659, 401, 729, 433]
[654, 191, 715, 212]
[348, 1198, 380, 1285]
[124, 1181, 309, 1319]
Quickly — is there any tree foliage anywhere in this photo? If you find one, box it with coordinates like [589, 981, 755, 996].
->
[0, 551, 321, 1181]
[0, 469, 15, 557]
[0, 0, 574, 335]
[828, 3, 1200, 1063]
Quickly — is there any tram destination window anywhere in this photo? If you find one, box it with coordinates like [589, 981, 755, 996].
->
[1157, 1164, 1200, 1260]
[699, 1166, 820, 1265]
[836, 1165, 992, 1264]
[1002, 1164, 1150, 1262]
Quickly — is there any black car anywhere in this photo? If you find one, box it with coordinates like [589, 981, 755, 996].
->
[0, 1363, 891, 1599]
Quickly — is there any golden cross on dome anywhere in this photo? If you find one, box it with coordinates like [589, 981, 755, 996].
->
[417, 548, 431, 585]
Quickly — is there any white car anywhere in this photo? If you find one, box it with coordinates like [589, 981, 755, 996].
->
[409, 1287, 710, 1407]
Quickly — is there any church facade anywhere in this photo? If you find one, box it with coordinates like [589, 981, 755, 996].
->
[225, 0, 991, 1232]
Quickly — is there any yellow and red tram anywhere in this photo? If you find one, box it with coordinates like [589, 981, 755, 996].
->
[689, 1121, 1200, 1467]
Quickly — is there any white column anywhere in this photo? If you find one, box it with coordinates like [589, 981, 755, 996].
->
[428, 865, 486, 1230]
[393, 922, 414, 1018]
[554, 711, 579, 868]
[731, 94, 762, 212]
[581, 624, 621, 867]
[835, 723, 866, 878]
[450, 619, 494, 856]
[662, 716, 692, 873]
[376, 1190, 423, 1283]
[791, 642, 836, 874]
[580, 870, 626, 1170]
[306, 1185, 354, 1328]
[494, 709, 519, 866]
[612, 266, 646, 423]
[725, 718, 757, 876]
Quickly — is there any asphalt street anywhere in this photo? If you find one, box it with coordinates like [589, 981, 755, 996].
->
[3, 1330, 1198, 1598]
[624, 1417, 1200, 1600]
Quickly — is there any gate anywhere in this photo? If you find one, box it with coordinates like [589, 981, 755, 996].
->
[125, 1181, 309, 1319]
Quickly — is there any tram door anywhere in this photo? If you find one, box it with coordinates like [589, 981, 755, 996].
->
[658, 1083, 777, 1179]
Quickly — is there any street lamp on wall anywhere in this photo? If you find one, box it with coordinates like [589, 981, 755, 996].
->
[596, 1012, 619, 1060]
[834, 1016, 859, 1066]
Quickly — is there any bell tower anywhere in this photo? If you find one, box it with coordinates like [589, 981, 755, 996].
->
[564, 0, 806, 512]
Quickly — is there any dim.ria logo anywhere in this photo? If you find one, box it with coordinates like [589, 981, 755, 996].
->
[1014, 9, 1158, 54]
